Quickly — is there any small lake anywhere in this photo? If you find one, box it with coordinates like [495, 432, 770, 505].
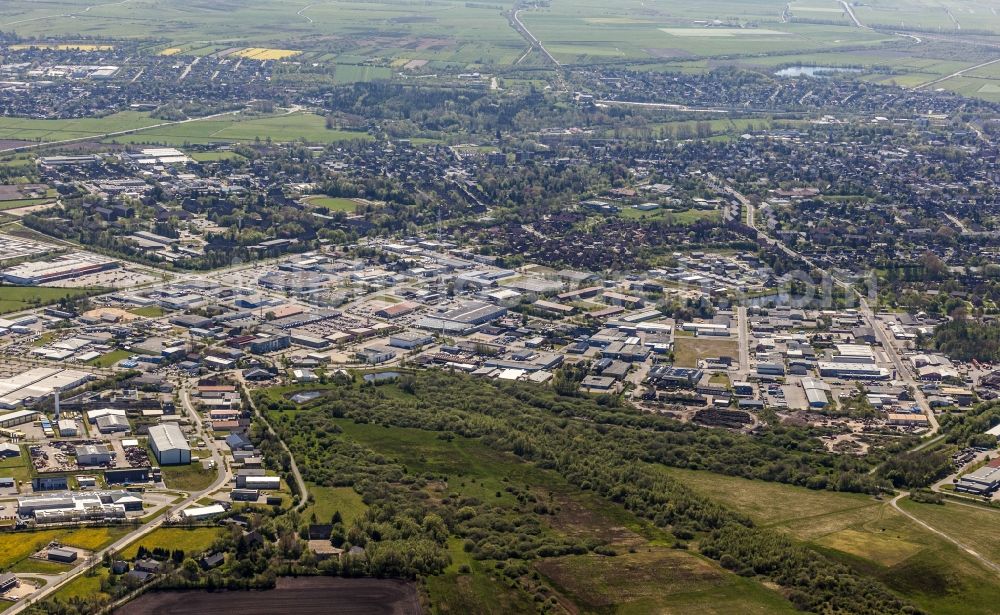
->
[115, 577, 421, 615]
[363, 371, 401, 383]
[774, 66, 863, 77]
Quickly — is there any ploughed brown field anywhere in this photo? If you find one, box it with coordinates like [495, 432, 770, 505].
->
[114, 577, 421, 615]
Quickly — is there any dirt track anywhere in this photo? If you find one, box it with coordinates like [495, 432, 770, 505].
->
[114, 577, 422, 615]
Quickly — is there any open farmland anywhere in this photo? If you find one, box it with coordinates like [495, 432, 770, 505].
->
[0, 0, 525, 67]
[663, 467, 1000, 615]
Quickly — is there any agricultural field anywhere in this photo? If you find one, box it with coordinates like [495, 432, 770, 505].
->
[120, 527, 224, 559]
[0, 526, 129, 569]
[231, 47, 301, 60]
[0, 0, 526, 66]
[663, 467, 1000, 615]
[519, 0, 895, 64]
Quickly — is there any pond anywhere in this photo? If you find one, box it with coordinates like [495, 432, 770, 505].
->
[115, 577, 421, 615]
[363, 371, 401, 383]
[774, 66, 863, 77]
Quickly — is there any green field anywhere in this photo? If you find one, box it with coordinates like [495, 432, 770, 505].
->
[0, 286, 103, 315]
[0, 449, 31, 484]
[157, 461, 217, 492]
[305, 484, 367, 526]
[120, 527, 224, 559]
[0, 0, 526, 67]
[0, 111, 158, 142]
[0, 198, 55, 211]
[898, 498, 1000, 564]
[87, 349, 132, 368]
[107, 113, 371, 146]
[127, 305, 166, 318]
[304, 196, 359, 213]
[663, 467, 1000, 615]
[673, 336, 738, 368]
[321, 418, 795, 614]
[188, 150, 247, 162]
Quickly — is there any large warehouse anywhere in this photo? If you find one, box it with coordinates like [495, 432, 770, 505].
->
[415, 301, 507, 335]
[1, 253, 118, 286]
[148, 424, 191, 465]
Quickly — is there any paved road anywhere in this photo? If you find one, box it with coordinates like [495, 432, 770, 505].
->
[838, 0, 866, 28]
[510, 9, 561, 67]
[913, 56, 1000, 91]
[6, 453, 230, 614]
[711, 174, 939, 436]
[236, 375, 310, 513]
[0, 108, 244, 155]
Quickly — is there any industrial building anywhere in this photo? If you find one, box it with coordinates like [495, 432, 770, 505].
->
[18, 490, 142, 523]
[955, 466, 1000, 495]
[32, 476, 68, 491]
[0, 368, 92, 409]
[48, 547, 78, 563]
[1, 253, 118, 286]
[76, 444, 113, 466]
[148, 423, 191, 465]
[818, 362, 889, 380]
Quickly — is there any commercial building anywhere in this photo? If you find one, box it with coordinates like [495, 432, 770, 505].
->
[148, 423, 191, 465]
[2, 253, 118, 286]
[415, 301, 507, 335]
[0, 368, 92, 409]
[388, 332, 434, 350]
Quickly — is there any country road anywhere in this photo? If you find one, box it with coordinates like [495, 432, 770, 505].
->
[890, 493, 1000, 575]
[0, 108, 244, 155]
[510, 9, 560, 67]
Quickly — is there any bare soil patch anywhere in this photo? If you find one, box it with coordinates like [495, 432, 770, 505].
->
[114, 577, 421, 615]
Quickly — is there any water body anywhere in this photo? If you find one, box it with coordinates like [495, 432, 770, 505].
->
[115, 577, 421, 615]
[774, 66, 863, 77]
[363, 371, 401, 383]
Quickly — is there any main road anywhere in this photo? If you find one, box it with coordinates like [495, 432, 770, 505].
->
[712, 174, 938, 435]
